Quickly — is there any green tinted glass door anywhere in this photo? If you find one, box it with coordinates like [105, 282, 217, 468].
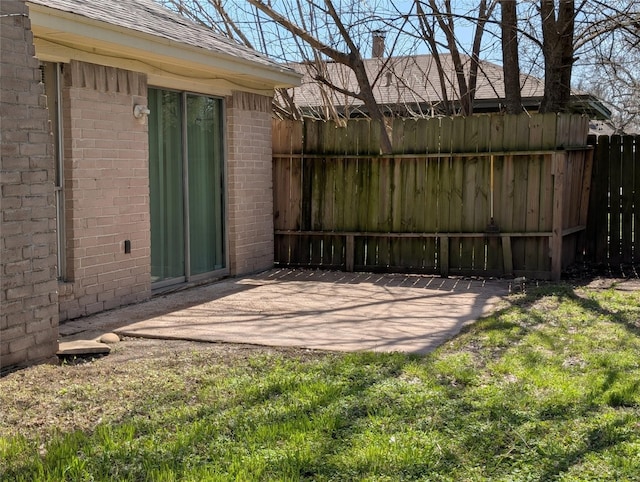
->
[187, 95, 225, 275]
[149, 89, 225, 285]
[149, 89, 185, 282]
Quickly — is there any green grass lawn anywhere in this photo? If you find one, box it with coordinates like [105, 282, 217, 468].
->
[1, 283, 639, 481]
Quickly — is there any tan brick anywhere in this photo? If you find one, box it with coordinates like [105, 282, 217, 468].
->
[1, 324, 26, 342]
[97, 290, 115, 302]
[103, 297, 124, 311]
[25, 317, 55, 335]
[27, 340, 58, 362]
[9, 334, 36, 354]
[85, 301, 105, 315]
[1, 349, 29, 371]
[21, 169, 48, 182]
[34, 304, 59, 320]
[6, 284, 34, 300]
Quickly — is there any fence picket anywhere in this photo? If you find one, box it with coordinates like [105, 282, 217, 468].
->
[461, 157, 478, 265]
[348, 122, 362, 237]
[376, 157, 392, 266]
[515, 114, 531, 151]
[392, 117, 404, 154]
[587, 136, 610, 261]
[622, 136, 634, 262]
[323, 157, 336, 231]
[635, 137, 640, 263]
[489, 115, 505, 152]
[524, 156, 542, 270]
[425, 117, 440, 153]
[310, 159, 324, 230]
[460, 117, 481, 269]
[487, 155, 505, 271]
[440, 117, 454, 153]
[389, 158, 404, 266]
[540, 113, 558, 149]
[273, 157, 287, 231]
[511, 155, 528, 270]
[528, 115, 544, 148]
[609, 136, 623, 263]
[304, 119, 319, 153]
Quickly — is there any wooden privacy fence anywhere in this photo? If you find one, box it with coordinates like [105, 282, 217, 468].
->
[273, 114, 593, 280]
[584, 135, 640, 264]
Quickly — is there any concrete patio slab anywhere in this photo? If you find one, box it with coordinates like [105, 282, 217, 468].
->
[59, 269, 511, 354]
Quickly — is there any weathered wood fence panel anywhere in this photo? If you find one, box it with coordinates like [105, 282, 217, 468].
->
[584, 135, 640, 264]
[273, 114, 592, 279]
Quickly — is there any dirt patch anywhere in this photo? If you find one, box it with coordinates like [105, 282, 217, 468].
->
[0, 338, 323, 440]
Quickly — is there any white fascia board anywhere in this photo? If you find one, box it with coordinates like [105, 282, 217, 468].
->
[32, 37, 257, 97]
[27, 3, 301, 90]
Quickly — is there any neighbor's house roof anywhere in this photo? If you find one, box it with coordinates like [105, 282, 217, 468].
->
[27, 0, 301, 96]
[290, 54, 610, 119]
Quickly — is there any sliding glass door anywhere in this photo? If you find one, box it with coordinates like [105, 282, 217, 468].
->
[149, 88, 225, 286]
[187, 95, 225, 276]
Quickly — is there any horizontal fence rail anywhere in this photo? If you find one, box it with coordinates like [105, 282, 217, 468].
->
[273, 114, 592, 280]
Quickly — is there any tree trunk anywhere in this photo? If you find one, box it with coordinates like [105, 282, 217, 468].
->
[415, 1, 452, 115]
[352, 57, 393, 153]
[540, 0, 575, 113]
[500, 0, 522, 114]
[426, 0, 494, 116]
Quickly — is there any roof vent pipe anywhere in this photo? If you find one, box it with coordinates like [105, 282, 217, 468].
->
[372, 30, 386, 58]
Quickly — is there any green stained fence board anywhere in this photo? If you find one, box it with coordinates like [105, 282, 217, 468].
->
[272, 116, 590, 277]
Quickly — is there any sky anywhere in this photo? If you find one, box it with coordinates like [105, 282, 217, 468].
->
[232, 0, 492, 63]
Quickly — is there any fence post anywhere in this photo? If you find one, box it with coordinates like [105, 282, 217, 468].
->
[345, 235, 355, 272]
[439, 236, 449, 277]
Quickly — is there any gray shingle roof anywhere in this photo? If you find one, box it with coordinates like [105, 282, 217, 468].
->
[28, 0, 290, 73]
[290, 54, 609, 118]
[292, 54, 545, 111]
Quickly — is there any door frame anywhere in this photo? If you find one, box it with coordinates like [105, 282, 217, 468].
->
[149, 87, 229, 290]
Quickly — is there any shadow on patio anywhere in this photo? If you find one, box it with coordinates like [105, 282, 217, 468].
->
[60, 269, 511, 354]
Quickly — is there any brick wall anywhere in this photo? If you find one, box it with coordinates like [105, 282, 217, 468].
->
[58, 61, 151, 321]
[226, 91, 275, 275]
[0, 0, 59, 370]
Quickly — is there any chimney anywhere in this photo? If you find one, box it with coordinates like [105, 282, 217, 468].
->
[372, 30, 386, 58]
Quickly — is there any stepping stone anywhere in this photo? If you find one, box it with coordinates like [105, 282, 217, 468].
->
[100, 333, 120, 344]
[57, 340, 111, 356]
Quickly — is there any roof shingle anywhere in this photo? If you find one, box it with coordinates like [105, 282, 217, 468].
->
[28, 0, 289, 72]
[292, 54, 545, 111]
